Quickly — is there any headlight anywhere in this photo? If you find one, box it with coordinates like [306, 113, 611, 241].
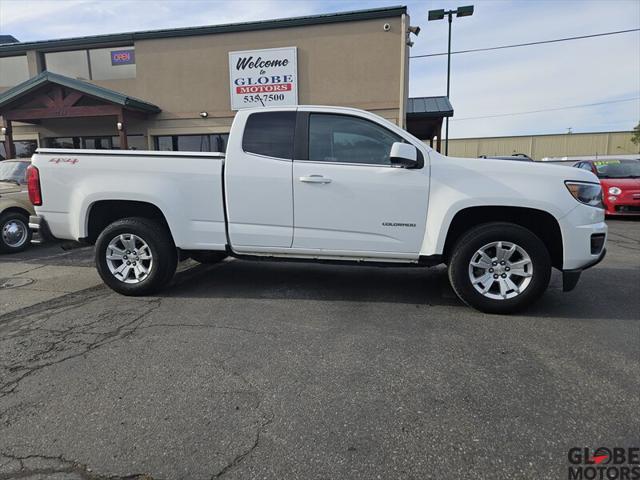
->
[565, 181, 603, 208]
[608, 186, 622, 195]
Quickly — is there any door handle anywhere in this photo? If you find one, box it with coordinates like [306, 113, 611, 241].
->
[299, 175, 332, 184]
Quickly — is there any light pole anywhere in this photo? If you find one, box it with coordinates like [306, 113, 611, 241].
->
[428, 5, 474, 155]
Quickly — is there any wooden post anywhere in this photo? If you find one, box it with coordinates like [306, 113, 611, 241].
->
[2, 118, 15, 159]
[436, 119, 443, 153]
[117, 110, 128, 150]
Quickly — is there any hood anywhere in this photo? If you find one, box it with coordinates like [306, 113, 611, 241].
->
[598, 177, 640, 190]
[0, 181, 25, 194]
[446, 155, 600, 183]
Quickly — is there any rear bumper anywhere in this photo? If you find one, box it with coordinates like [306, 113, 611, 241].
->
[29, 215, 56, 243]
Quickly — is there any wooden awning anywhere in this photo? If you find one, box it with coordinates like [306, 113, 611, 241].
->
[406, 96, 453, 152]
[0, 71, 160, 156]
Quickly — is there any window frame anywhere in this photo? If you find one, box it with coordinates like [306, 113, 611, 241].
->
[295, 111, 423, 169]
[241, 111, 297, 161]
[42, 46, 136, 81]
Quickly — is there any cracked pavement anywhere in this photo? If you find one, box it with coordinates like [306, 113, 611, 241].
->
[0, 220, 638, 479]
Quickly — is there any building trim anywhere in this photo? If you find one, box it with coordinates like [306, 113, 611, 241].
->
[0, 6, 407, 55]
[0, 71, 160, 113]
[449, 130, 633, 141]
[398, 13, 408, 128]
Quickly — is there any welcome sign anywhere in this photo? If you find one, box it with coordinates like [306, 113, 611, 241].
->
[228, 47, 298, 110]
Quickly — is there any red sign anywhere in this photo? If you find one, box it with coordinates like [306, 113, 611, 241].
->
[236, 83, 293, 94]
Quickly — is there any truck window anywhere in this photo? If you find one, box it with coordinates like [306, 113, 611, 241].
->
[242, 111, 296, 160]
[308, 113, 402, 165]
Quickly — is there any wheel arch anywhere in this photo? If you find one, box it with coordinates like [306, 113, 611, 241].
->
[1, 206, 32, 219]
[442, 206, 564, 269]
[85, 200, 173, 245]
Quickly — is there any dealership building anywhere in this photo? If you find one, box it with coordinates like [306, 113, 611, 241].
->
[0, 6, 452, 159]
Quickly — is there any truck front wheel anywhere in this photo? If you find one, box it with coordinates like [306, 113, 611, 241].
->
[448, 222, 551, 314]
[95, 217, 177, 296]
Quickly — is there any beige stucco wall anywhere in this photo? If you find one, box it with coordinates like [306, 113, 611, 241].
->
[5, 13, 407, 146]
[446, 131, 639, 160]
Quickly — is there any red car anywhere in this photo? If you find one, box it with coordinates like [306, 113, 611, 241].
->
[573, 159, 640, 216]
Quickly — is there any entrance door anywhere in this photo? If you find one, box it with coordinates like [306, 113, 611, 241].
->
[292, 112, 428, 255]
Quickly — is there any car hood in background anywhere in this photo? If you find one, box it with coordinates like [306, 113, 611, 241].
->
[598, 177, 640, 190]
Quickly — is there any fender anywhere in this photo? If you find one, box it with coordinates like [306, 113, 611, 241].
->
[419, 154, 578, 256]
[75, 177, 177, 242]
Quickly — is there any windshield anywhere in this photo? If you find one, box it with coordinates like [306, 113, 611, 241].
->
[592, 160, 640, 179]
[0, 161, 29, 185]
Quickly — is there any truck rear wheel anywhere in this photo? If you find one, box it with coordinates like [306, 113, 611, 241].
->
[448, 222, 551, 314]
[95, 217, 177, 296]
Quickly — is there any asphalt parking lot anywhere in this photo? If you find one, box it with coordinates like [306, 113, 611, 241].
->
[0, 220, 638, 480]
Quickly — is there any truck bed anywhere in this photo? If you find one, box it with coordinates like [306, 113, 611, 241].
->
[32, 148, 228, 250]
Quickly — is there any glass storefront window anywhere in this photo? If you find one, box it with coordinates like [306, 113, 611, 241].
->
[46, 137, 81, 149]
[44, 50, 90, 80]
[44, 47, 135, 81]
[154, 134, 229, 153]
[0, 55, 29, 87]
[112, 135, 147, 150]
[0, 140, 38, 160]
[83, 137, 114, 149]
[45, 135, 144, 150]
[89, 48, 136, 80]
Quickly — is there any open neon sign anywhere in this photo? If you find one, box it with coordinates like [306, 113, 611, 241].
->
[111, 50, 135, 66]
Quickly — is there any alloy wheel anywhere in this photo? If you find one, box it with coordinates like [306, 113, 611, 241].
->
[468, 240, 533, 300]
[105, 233, 153, 284]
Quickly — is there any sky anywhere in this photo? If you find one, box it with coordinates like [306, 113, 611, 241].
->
[1, 0, 639, 139]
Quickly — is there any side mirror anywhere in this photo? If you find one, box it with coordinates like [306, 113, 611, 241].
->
[389, 142, 418, 168]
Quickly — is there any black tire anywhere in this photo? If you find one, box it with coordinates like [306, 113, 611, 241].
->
[0, 211, 32, 253]
[448, 222, 551, 314]
[95, 217, 177, 296]
[190, 251, 227, 264]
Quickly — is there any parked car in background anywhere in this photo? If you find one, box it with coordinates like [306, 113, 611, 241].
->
[573, 159, 640, 216]
[0, 159, 34, 252]
[478, 154, 534, 162]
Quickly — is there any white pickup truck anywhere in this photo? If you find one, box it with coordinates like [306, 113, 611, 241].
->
[27, 106, 607, 313]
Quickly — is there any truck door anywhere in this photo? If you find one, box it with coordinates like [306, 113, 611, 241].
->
[292, 112, 428, 254]
[225, 110, 296, 248]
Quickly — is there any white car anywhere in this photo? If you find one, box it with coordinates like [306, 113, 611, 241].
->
[27, 106, 607, 313]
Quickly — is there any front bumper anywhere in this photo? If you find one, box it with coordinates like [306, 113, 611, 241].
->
[562, 247, 606, 292]
[559, 203, 608, 292]
[604, 193, 640, 215]
[606, 205, 640, 216]
[29, 215, 56, 244]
